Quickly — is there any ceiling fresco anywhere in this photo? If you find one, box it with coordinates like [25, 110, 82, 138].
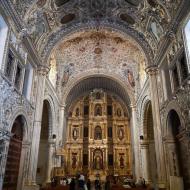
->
[10, 0, 182, 62]
[48, 30, 146, 96]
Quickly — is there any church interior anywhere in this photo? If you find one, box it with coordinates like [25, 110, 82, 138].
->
[0, 0, 190, 190]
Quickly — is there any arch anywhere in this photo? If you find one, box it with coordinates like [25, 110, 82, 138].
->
[62, 73, 134, 112]
[3, 115, 27, 190]
[40, 24, 152, 65]
[43, 95, 56, 137]
[143, 101, 154, 140]
[8, 108, 30, 142]
[36, 99, 54, 185]
[162, 100, 185, 138]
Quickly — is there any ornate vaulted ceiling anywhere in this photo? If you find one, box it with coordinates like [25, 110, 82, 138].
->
[6, 0, 186, 104]
[9, 0, 183, 63]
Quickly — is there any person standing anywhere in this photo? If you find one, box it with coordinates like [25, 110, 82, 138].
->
[70, 178, 76, 190]
[87, 179, 91, 190]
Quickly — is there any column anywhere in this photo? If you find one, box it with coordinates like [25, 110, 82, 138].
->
[130, 104, 140, 179]
[0, 133, 10, 190]
[45, 139, 55, 183]
[140, 141, 151, 182]
[24, 66, 49, 190]
[59, 105, 66, 144]
[146, 65, 166, 188]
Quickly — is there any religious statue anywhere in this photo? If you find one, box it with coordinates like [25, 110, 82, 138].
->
[95, 156, 102, 170]
[119, 155, 124, 168]
[72, 154, 77, 169]
[127, 69, 135, 87]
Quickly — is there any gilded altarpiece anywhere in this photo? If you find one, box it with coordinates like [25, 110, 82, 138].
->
[64, 90, 131, 180]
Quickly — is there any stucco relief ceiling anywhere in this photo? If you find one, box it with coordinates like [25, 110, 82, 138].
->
[9, 0, 182, 62]
[48, 30, 147, 97]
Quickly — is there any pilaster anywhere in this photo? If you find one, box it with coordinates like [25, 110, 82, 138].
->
[130, 104, 140, 179]
[146, 65, 166, 188]
[24, 66, 49, 190]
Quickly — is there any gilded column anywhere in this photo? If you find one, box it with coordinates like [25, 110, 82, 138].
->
[130, 104, 140, 179]
[146, 65, 166, 188]
[25, 66, 49, 189]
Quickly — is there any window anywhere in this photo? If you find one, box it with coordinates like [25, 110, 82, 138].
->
[184, 19, 190, 72]
[5, 50, 15, 79]
[0, 15, 8, 69]
[172, 65, 180, 91]
[14, 63, 23, 90]
[179, 52, 188, 80]
[22, 63, 33, 100]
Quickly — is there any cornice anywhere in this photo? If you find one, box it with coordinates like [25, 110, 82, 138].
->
[0, 0, 42, 67]
[153, 0, 190, 66]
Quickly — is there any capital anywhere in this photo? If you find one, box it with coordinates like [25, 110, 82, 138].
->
[37, 65, 50, 76]
[145, 65, 158, 75]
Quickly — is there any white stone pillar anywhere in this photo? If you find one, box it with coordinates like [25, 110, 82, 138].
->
[146, 66, 166, 188]
[140, 141, 151, 182]
[59, 105, 66, 144]
[45, 139, 54, 183]
[24, 66, 49, 190]
[130, 104, 140, 179]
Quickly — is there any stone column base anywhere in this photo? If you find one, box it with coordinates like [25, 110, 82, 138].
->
[23, 185, 40, 190]
[170, 176, 184, 190]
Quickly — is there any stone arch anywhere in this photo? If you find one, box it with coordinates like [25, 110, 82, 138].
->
[40, 23, 152, 65]
[36, 99, 55, 185]
[162, 100, 185, 138]
[43, 95, 56, 137]
[142, 100, 154, 140]
[62, 71, 134, 106]
[139, 97, 157, 184]
[3, 113, 29, 190]
[8, 108, 30, 142]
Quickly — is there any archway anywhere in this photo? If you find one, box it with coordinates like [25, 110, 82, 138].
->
[36, 100, 53, 186]
[166, 109, 184, 189]
[140, 101, 157, 185]
[3, 115, 25, 190]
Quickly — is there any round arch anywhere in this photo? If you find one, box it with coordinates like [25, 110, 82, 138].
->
[162, 100, 185, 138]
[62, 72, 134, 109]
[8, 108, 30, 142]
[40, 23, 152, 65]
[43, 96, 56, 137]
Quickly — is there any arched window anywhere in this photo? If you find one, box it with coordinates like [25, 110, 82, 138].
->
[94, 126, 102, 140]
[94, 104, 102, 116]
[0, 15, 8, 69]
[183, 19, 190, 72]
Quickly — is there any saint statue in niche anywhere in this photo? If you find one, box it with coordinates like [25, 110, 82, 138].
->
[117, 108, 122, 117]
[93, 149, 103, 170]
[95, 105, 102, 116]
[119, 155, 124, 168]
[118, 127, 124, 140]
[127, 69, 135, 87]
[95, 156, 101, 170]
[75, 108, 80, 117]
[72, 128, 79, 140]
[72, 154, 77, 169]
